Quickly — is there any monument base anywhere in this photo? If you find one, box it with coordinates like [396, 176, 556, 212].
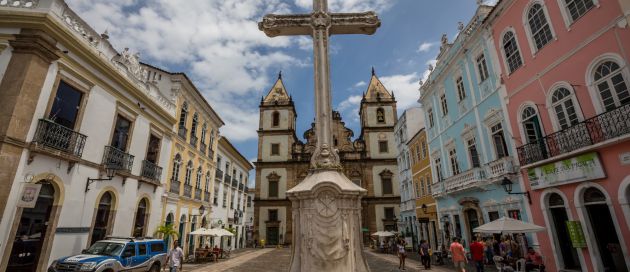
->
[287, 170, 370, 272]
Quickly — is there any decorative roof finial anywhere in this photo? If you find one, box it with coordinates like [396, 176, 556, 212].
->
[458, 22, 465, 31]
[371, 66, 376, 76]
[101, 29, 109, 40]
[278, 70, 282, 80]
[428, 64, 434, 72]
[477, 0, 483, 5]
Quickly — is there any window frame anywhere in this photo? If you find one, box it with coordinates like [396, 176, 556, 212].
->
[522, 1, 556, 54]
[455, 76, 467, 102]
[378, 140, 389, 153]
[585, 54, 630, 114]
[475, 52, 490, 83]
[500, 28, 525, 75]
[109, 112, 135, 152]
[518, 103, 546, 144]
[448, 148, 460, 176]
[45, 75, 90, 131]
[546, 82, 584, 131]
[556, 0, 598, 28]
[270, 143, 280, 156]
[439, 92, 448, 116]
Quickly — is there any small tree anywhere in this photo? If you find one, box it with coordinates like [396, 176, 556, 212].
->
[154, 224, 179, 247]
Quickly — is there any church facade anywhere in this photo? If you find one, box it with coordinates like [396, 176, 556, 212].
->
[254, 71, 401, 245]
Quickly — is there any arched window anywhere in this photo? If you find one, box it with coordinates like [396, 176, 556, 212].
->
[196, 167, 203, 189]
[179, 102, 188, 130]
[201, 123, 207, 144]
[527, 3, 553, 50]
[563, 0, 595, 22]
[376, 108, 385, 123]
[272, 111, 280, 127]
[191, 113, 199, 140]
[133, 198, 149, 237]
[171, 154, 182, 182]
[185, 161, 193, 185]
[91, 191, 115, 245]
[178, 215, 186, 246]
[593, 61, 630, 111]
[521, 106, 543, 143]
[503, 31, 523, 73]
[551, 87, 580, 129]
[205, 170, 211, 192]
[548, 193, 565, 207]
[584, 187, 606, 204]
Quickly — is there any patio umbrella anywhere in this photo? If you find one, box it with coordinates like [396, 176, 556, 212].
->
[473, 217, 545, 234]
[190, 228, 210, 235]
[216, 229, 234, 237]
[371, 231, 395, 237]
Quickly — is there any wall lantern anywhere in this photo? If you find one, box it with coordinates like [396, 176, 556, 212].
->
[501, 177, 532, 205]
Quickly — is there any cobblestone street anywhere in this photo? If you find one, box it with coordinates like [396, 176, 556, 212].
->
[184, 248, 463, 272]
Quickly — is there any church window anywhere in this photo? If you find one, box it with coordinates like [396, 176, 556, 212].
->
[593, 60, 630, 111]
[456, 76, 466, 101]
[269, 180, 279, 198]
[378, 140, 389, 153]
[268, 210, 278, 222]
[428, 108, 435, 128]
[563, 0, 594, 22]
[376, 108, 386, 123]
[476, 53, 489, 82]
[440, 93, 448, 116]
[527, 3, 553, 50]
[272, 111, 280, 127]
[270, 143, 280, 156]
[449, 148, 460, 175]
[491, 123, 509, 159]
[380, 170, 393, 195]
[467, 138, 481, 168]
[384, 207, 395, 220]
[502, 31, 523, 73]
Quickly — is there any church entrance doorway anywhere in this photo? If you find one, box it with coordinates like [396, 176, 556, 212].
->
[267, 227, 279, 246]
[7, 182, 55, 272]
[584, 188, 628, 271]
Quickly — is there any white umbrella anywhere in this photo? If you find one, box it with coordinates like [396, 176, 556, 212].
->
[216, 229, 235, 237]
[473, 217, 545, 234]
[190, 228, 210, 235]
[371, 231, 395, 237]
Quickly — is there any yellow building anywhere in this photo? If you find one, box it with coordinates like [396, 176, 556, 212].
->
[151, 68, 225, 255]
[409, 129, 439, 250]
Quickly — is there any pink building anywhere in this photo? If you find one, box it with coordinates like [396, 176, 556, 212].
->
[486, 0, 630, 271]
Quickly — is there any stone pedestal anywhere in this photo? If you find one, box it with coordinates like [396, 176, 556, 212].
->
[287, 170, 370, 272]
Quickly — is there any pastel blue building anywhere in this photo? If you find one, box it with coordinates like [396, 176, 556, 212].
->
[418, 4, 529, 248]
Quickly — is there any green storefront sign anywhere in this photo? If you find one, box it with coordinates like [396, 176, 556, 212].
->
[566, 221, 586, 248]
[528, 152, 605, 190]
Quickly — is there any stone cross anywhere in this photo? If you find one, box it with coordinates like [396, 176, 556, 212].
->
[259, 0, 380, 170]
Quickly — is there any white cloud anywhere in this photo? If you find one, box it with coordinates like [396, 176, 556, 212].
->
[379, 73, 421, 112]
[354, 81, 367, 88]
[417, 42, 435, 53]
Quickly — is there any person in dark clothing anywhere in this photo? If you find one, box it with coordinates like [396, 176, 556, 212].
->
[419, 240, 431, 269]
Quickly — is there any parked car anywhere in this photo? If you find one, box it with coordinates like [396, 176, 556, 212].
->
[48, 237, 167, 272]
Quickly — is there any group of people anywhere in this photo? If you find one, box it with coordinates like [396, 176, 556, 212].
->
[448, 235, 545, 272]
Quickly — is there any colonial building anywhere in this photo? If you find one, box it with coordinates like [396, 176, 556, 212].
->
[254, 71, 400, 246]
[212, 137, 253, 250]
[394, 107, 424, 248]
[408, 129, 439, 250]
[419, 3, 527, 248]
[487, 0, 630, 270]
[158, 67, 224, 255]
[245, 187, 256, 247]
[0, 1, 177, 270]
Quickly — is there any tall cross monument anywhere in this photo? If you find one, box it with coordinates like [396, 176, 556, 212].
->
[259, 1, 380, 271]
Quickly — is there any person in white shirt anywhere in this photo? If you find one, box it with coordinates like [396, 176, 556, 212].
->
[166, 240, 184, 272]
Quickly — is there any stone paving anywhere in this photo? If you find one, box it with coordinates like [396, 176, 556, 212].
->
[184, 248, 462, 272]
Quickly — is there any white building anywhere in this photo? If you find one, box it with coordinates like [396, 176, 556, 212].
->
[245, 187, 255, 247]
[394, 107, 424, 247]
[0, 1, 177, 270]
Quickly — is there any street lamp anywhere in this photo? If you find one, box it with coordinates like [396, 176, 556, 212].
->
[501, 177, 532, 205]
[85, 166, 116, 192]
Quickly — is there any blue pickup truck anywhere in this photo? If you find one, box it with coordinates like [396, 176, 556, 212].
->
[48, 237, 167, 272]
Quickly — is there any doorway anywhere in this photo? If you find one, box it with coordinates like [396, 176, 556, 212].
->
[267, 227, 279, 245]
[7, 183, 55, 272]
[548, 193, 580, 270]
[584, 188, 628, 272]
[465, 209, 480, 242]
[90, 192, 115, 245]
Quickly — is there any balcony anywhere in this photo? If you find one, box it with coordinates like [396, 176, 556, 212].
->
[170, 180, 181, 194]
[517, 104, 630, 166]
[238, 183, 244, 191]
[486, 156, 515, 180]
[225, 174, 232, 183]
[178, 126, 187, 139]
[434, 167, 486, 196]
[141, 160, 162, 183]
[32, 119, 87, 158]
[195, 188, 202, 200]
[183, 184, 192, 198]
[200, 142, 207, 155]
[190, 135, 198, 148]
[215, 169, 224, 181]
[102, 146, 134, 172]
[232, 178, 238, 188]
[208, 148, 214, 159]
[204, 191, 211, 202]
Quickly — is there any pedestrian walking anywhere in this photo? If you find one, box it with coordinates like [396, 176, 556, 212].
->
[484, 237, 494, 265]
[470, 236, 485, 272]
[419, 240, 431, 269]
[166, 240, 184, 272]
[397, 239, 407, 270]
[450, 237, 467, 272]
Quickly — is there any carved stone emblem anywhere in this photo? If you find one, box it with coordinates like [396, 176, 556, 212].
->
[316, 191, 337, 217]
[311, 12, 331, 28]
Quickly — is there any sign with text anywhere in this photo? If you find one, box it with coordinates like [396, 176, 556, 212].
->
[17, 183, 42, 208]
[566, 221, 586, 248]
[528, 152, 605, 190]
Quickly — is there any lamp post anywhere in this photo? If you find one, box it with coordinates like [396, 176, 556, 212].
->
[85, 167, 116, 192]
[500, 177, 532, 204]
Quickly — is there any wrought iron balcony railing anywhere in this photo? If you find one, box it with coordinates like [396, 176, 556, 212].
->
[200, 142, 207, 155]
[178, 127, 187, 139]
[102, 146, 134, 172]
[215, 169, 223, 180]
[141, 160, 162, 183]
[170, 180, 181, 194]
[232, 178, 238, 188]
[194, 188, 202, 200]
[517, 103, 630, 165]
[33, 119, 87, 157]
[225, 174, 232, 183]
[238, 183, 244, 191]
[183, 184, 192, 198]
[190, 135, 198, 148]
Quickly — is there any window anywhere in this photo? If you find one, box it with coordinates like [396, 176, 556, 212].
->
[268, 180, 279, 198]
[379, 141, 389, 153]
[420, 177, 426, 196]
[415, 146, 421, 162]
[201, 123, 207, 145]
[593, 61, 630, 111]
[456, 76, 466, 101]
[111, 114, 132, 151]
[428, 108, 435, 128]
[552, 87, 580, 129]
[138, 244, 147, 256]
[521, 106, 544, 143]
[440, 93, 448, 116]
[382, 177, 393, 195]
[491, 123, 509, 158]
[196, 168, 202, 189]
[467, 138, 481, 168]
[421, 142, 428, 159]
[132, 198, 148, 237]
[178, 102, 188, 134]
[213, 186, 219, 205]
[434, 157, 443, 181]
[527, 3, 553, 50]
[146, 134, 161, 163]
[91, 192, 114, 245]
[185, 161, 193, 185]
[384, 207, 395, 220]
[123, 244, 136, 257]
[191, 113, 199, 139]
[476, 53, 489, 82]
[564, 0, 594, 22]
[503, 31, 523, 73]
[449, 148, 460, 175]
[150, 243, 165, 253]
[272, 111, 280, 127]
[171, 154, 182, 182]
[268, 210, 278, 221]
[415, 179, 421, 197]
[222, 191, 227, 207]
[247, 196, 252, 207]
[508, 210, 522, 220]
[48, 80, 83, 129]
[230, 191, 235, 209]
[426, 176, 432, 194]
[376, 108, 385, 123]
[271, 143, 280, 156]
[488, 211, 500, 221]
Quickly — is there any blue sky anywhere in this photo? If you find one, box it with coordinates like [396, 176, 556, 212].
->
[67, 0, 491, 183]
